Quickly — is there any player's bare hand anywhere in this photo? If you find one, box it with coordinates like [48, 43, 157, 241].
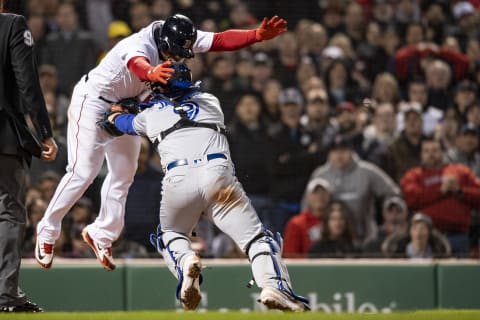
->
[41, 137, 58, 162]
[256, 15, 287, 41]
[147, 60, 175, 84]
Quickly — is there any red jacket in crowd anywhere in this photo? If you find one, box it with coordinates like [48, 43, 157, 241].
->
[401, 164, 480, 233]
[283, 209, 322, 258]
[394, 44, 470, 82]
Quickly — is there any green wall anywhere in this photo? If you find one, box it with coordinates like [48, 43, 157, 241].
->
[18, 261, 480, 312]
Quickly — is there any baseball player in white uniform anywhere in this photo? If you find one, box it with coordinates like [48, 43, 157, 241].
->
[35, 14, 287, 271]
[98, 62, 309, 311]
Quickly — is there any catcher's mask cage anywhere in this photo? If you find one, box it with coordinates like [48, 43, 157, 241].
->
[154, 14, 197, 59]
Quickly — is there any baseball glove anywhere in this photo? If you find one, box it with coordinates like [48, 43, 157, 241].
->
[113, 97, 140, 115]
[97, 109, 125, 136]
[97, 97, 140, 136]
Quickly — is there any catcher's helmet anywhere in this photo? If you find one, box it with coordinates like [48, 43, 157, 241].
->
[154, 61, 197, 99]
[154, 14, 197, 59]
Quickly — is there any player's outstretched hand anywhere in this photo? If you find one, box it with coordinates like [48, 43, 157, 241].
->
[256, 15, 287, 41]
[147, 60, 174, 84]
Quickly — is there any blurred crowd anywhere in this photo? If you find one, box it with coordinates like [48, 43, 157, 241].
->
[10, 0, 480, 260]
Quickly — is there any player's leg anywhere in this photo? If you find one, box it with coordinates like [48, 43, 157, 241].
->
[36, 92, 107, 268]
[82, 134, 141, 270]
[202, 162, 309, 311]
[150, 165, 204, 310]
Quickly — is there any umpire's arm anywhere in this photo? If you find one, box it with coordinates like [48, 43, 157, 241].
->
[9, 14, 52, 140]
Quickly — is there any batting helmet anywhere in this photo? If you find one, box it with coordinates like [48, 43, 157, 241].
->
[154, 14, 197, 59]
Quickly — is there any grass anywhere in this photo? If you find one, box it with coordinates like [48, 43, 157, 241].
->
[1, 310, 480, 320]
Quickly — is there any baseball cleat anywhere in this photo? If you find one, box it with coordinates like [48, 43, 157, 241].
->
[81, 229, 116, 271]
[180, 254, 202, 310]
[35, 238, 54, 269]
[260, 287, 306, 312]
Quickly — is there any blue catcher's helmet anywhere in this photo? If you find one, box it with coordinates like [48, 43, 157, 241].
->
[154, 14, 197, 59]
[152, 61, 199, 100]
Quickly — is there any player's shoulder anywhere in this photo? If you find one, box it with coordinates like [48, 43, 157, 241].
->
[190, 91, 219, 105]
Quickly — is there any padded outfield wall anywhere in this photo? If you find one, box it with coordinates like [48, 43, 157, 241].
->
[19, 259, 480, 312]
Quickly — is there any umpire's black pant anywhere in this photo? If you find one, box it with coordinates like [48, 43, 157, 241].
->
[0, 154, 27, 306]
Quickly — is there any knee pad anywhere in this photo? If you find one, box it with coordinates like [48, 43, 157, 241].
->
[246, 228, 309, 307]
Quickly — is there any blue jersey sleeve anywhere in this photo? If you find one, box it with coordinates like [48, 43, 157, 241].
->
[114, 114, 139, 135]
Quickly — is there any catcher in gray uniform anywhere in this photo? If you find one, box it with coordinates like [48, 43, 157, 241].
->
[97, 62, 309, 311]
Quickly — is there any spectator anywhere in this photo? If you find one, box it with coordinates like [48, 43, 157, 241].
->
[356, 21, 390, 82]
[260, 78, 282, 126]
[269, 87, 319, 235]
[249, 52, 274, 97]
[283, 178, 332, 258]
[227, 93, 274, 229]
[425, 59, 453, 111]
[446, 124, 480, 177]
[324, 59, 358, 107]
[311, 135, 400, 245]
[40, 1, 99, 96]
[401, 137, 480, 256]
[97, 20, 132, 63]
[128, 1, 152, 32]
[344, 2, 365, 46]
[382, 212, 451, 259]
[36, 171, 61, 203]
[202, 54, 243, 123]
[361, 102, 396, 167]
[307, 201, 357, 258]
[466, 101, 480, 128]
[451, 1, 478, 52]
[272, 31, 299, 87]
[453, 80, 478, 118]
[383, 103, 423, 183]
[396, 78, 443, 135]
[300, 88, 336, 162]
[371, 72, 401, 106]
[335, 101, 383, 165]
[435, 106, 462, 151]
[363, 196, 409, 257]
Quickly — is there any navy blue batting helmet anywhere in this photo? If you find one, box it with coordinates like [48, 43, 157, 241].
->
[154, 14, 197, 59]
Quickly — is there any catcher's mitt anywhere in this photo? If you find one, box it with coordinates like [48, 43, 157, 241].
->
[113, 97, 140, 115]
[97, 109, 125, 136]
[96, 97, 140, 136]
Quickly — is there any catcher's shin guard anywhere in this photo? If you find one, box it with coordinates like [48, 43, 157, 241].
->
[150, 225, 202, 308]
[246, 228, 310, 310]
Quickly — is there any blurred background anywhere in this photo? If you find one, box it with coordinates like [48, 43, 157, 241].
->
[7, 0, 480, 261]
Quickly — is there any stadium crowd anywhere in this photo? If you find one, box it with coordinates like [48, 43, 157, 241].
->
[11, 0, 480, 259]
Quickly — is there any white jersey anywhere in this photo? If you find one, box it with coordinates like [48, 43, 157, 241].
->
[85, 21, 214, 108]
[133, 92, 230, 166]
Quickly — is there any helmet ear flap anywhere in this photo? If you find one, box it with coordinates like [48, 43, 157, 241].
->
[159, 40, 169, 56]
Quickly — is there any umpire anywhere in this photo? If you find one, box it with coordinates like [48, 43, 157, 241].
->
[0, 2, 57, 312]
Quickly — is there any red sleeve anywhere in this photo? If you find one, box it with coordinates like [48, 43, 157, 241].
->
[394, 45, 423, 82]
[209, 29, 259, 52]
[127, 56, 152, 81]
[283, 220, 302, 258]
[458, 166, 480, 208]
[438, 49, 470, 80]
[400, 168, 444, 210]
